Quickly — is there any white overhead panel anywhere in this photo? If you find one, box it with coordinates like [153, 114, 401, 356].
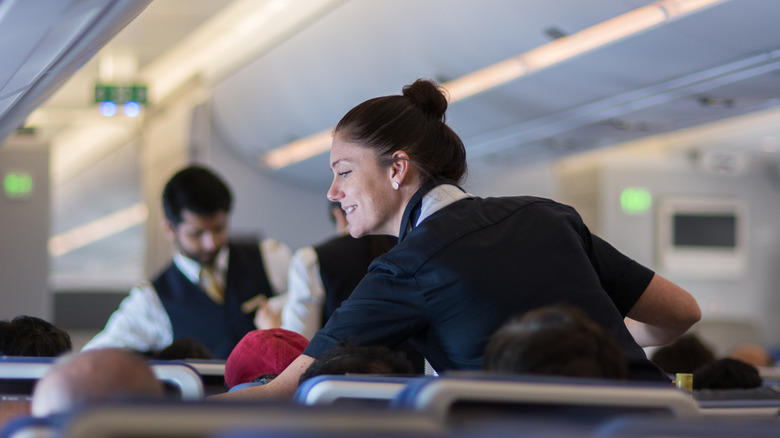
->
[210, 0, 780, 190]
[0, 0, 152, 143]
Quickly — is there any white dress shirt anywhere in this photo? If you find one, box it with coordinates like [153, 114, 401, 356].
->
[281, 246, 324, 340]
[83, 239, 291, 353]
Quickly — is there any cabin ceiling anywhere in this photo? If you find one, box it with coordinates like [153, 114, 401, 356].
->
[2, 0, 780, 191]
[209, 0, 780, 190]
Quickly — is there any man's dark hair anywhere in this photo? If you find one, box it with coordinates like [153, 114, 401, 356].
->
[0, 315, 72, 357]
[483, 305, 628, 380]
[162, 166, 232, 225]
[693, 358, 763, 390]
[300, 342, 415, 384]
[650, 333, 716, 374]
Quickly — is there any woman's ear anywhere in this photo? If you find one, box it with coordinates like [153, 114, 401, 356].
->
[389, 150, 411, 187]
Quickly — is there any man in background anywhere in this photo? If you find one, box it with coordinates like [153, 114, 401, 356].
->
[84, 165, 290, 359]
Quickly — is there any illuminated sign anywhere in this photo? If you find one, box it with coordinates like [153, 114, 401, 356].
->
[94, 84, 148, 104]
[3, 171, 33, 200]
[94, 83, 147, 117]
[620, 187, 652, 214]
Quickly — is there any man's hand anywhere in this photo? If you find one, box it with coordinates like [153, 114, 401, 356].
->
[254, 295, 284, 329]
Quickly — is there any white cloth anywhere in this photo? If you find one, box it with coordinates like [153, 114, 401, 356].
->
[281, 184, 471, 341]
[82, 239, 291, 353]
[281, 246, 324, 340]
[417, 184, 471, 226]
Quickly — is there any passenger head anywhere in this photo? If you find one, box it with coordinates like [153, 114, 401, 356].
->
[225, 329, 309, 390]
[0, 315, 72, 357]
[727, 343, 773, 368]
[327, 79, 467, 238]
[152, 338, 214, 360]
[693, 358, 763, 390]
[162, 166, 232, 265]
[483, 305, 629, 380]
[650, 333, 716, 374]
[31, 348, 164, 417]
[299, 342, 415, 384]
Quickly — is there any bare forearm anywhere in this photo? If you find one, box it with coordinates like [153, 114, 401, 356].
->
[625, 274, 701, 347]
[625, 317, 687, 347]
[209, 354, 314, 401]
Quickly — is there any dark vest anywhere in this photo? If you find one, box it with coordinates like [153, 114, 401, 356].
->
[315, 234, 425, 373]
[154, 241, 272, 359]
[315, 234, 397, 323]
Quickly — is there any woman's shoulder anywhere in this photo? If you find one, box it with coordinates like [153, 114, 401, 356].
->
[463, 194, 578, 219]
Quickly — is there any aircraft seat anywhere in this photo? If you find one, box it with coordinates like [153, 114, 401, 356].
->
[293, 374, 428, 406]
[390, 374, 701, 426]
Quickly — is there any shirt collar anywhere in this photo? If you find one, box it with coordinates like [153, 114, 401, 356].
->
[173, 245, 229, 283]
[416, 184, 472, 226]
[399, 183, 471, 242]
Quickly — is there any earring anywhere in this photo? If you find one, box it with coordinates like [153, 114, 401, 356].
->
[392, 181, 399, 190]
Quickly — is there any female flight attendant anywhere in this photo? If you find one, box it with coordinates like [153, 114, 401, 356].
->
[220, 79, 701, 400]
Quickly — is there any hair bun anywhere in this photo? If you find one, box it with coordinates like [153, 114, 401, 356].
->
[402, 79, 448, 121]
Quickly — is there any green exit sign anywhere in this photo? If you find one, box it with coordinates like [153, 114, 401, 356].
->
[3, 171, 33, 200]
[620, 187, 652, 215]
[94, 84, 148, 104]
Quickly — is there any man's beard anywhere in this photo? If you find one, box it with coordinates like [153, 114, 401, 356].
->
[176, 239, 220, 266]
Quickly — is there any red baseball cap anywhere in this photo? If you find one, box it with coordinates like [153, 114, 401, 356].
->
[225, 328, 309, 388]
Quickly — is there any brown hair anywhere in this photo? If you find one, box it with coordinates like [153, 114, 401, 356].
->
[334, 79, 467, 185]
[483, 305, 628, 380]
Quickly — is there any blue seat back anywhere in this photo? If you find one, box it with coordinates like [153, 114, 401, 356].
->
[61, 400, 445, 438]
[595, 416, 780, 437]
[0, 413, 68, 438]
[391, 373, 701, 425]
[293, 375, 427, 406]
[0, 357, 204, 401]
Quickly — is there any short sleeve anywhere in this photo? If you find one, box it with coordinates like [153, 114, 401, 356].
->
[583, 229, 655, 316]
[82, 283, 173, 353]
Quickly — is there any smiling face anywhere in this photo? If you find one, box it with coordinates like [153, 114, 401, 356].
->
[327, 135, 406, 238]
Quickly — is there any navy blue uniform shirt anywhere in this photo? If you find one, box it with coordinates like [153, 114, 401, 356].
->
[304, 194, 667, 382]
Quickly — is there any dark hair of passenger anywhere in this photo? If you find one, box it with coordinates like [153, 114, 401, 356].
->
[482, 305, 629, 380]
[0, 315, 72, 357]
[693, 357, 762, 390]
[334, 78, 467, 186]
[152, 338, 214, 360]
[650, 333, 716, 375]
[162, 165, 232, 225]
[299, 342, 415, 384]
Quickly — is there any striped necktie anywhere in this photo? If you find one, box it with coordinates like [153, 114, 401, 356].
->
[200, 266, 224, 304]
